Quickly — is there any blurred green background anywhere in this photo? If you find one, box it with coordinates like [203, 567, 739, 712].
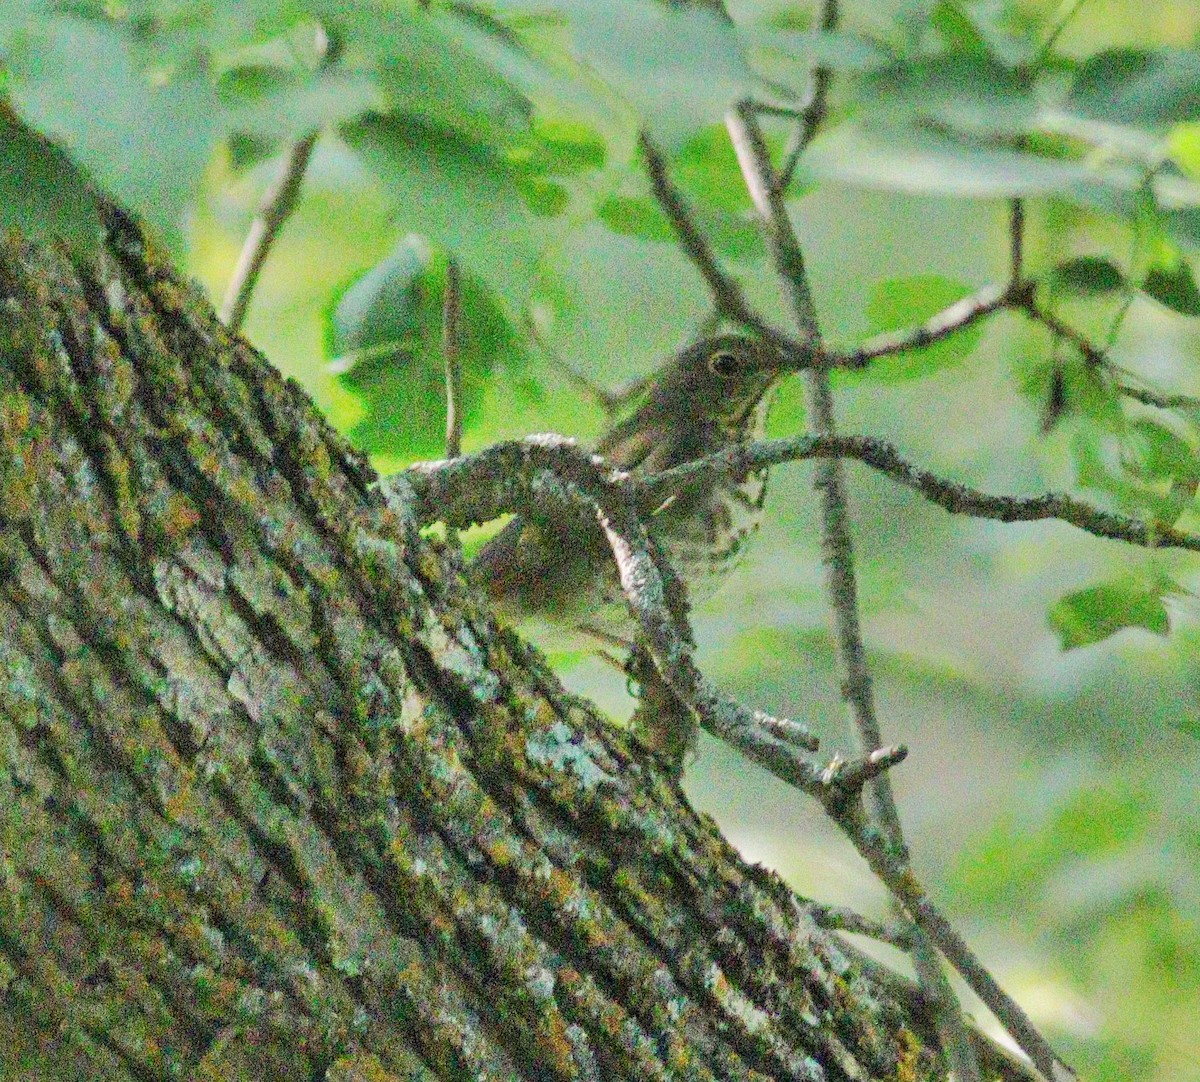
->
[6, 0, 1200, 1078]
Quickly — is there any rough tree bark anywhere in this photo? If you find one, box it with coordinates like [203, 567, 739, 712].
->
[0, 201, 1022, 1081]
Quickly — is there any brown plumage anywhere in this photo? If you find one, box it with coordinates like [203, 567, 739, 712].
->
[474, 335, 789, 647]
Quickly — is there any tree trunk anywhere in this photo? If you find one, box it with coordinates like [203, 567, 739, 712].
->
[0, 200, 994, 1081]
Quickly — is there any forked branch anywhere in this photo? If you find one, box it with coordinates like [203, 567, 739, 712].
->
[395, 438, 909, 808]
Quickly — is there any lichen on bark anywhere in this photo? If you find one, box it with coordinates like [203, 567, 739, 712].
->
[0, 201, 956, 1080]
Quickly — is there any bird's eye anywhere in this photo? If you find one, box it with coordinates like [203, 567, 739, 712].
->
[708, 350, 739, 377]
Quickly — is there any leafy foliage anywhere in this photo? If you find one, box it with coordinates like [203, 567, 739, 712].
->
[327, 235, 529, 458]
[1048, 577, 1171, 649]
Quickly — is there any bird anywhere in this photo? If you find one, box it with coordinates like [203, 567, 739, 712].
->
[473, 333, 791, 652]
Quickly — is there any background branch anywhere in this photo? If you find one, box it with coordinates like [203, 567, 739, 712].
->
[638, 131, 799, 354]
[443, 258, 463, 461]
[828, 284, 1010, 368]
[220, 130, 320, 333]
[730, 32, 995, 1075]
[778, 0, 839, 191]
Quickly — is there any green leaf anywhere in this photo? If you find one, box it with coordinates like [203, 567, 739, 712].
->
[742, 27, 891, 92]
[862, 51, 1037, 137]
[1074, 419, 1200, 525]
[506, 117, 606, 217]
[1019, 359, 1119, 429]
[672, 126, 754, 214]
[596, 196, 675, 243]
[4, 12, 227, 250]
[550, 0, 755, 146]
[1069, 48, 1200, 128]
[946, 1, 1041, 68]
[507, 118, 606, 178]
[219, 67, 382, 140]
[1048, 579, 1171, 650]
[342, 114, 546, 313]
[1142, 259, 1200, 316]
[930, 1, 991, 56]
[1049, 257, 1126, 297]
[595, 192, 762, 261]
[516, 177, 570, 217]
[1168, 121, 1200, 182]
[327, 237, 528, 459]
[335, 7, 533, 146]
[803, 120, 1137, 200]
[328, 238, 430, 359]
[1121, 418, 1200, 485]
[1158, 205, 1200, 251]
[847, 275, 984, 383]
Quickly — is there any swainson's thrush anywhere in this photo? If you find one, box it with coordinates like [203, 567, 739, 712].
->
[474, 334, 789, 647]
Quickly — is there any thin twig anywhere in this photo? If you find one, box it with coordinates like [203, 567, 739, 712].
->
[1023, 294, 1107, 366]
[730, 72, 986, 1082]
[776, 0, 839, 192]
[726, 102, 820, 340]
[1009, 199, 1026, 284]
[796, 900, 914, 949]
[637, 131, 803, 357]
[727, 80, 984, 1082]
[1032, 0, 1096, 70]
[830, 283, 1011, 368]
[442, 258, 464, 550]
[647, 432, 1200, 554]
[820, 272, 1109, 386]
[524, 318, 644, 419]
[443, 260, 463, 460]
[221, 130, 320, 333]
[1118, 381, 1200, 412]
[913, 933, 985, 1082]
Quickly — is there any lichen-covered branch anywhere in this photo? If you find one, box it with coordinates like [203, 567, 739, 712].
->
[649, 433, 1200, 554]
[401, 438, 910, 808]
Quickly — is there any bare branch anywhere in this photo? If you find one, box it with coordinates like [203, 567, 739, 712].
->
[221, 131, 320, 333]
[829, 283, 1010, 368]
[1009, 199, 1026, 284]
[1118, 381, 1200, 412]
[726, 89, 988, 1082]
[796, 900, 915, 949]
[648, 433, 1200, 553]
[525, 317, 648, 419]
[777, 0, 839, 192]
[637, 131, 800, 354]
[443, 259, 464, 461]
[1020, 290, 1107, 366]
[726, 102, 821, 340]
[442, 258, 464, 550]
